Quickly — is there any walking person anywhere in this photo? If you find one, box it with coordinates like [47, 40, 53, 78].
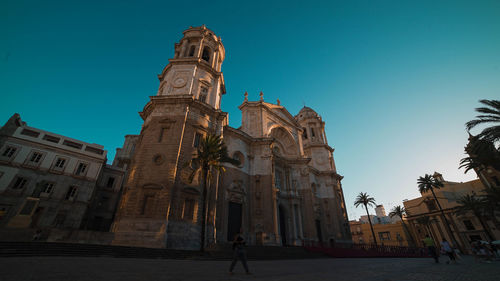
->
[423, 235, 439, 263]
[229, 231, 251, 275]
[440, 239, 456, 264]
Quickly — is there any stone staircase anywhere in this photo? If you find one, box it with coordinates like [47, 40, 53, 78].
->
[0, 242, 327, 260]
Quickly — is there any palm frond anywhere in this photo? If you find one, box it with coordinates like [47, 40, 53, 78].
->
[478, 99, 500, 110]
[459, 156, 484, 174]
[388, 205, 406, 219]
[465, 100, 500, 143]
[456, 193, 487, 216]
[354, 192, 376, 208]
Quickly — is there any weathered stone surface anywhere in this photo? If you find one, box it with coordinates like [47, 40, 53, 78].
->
[112, 26, 351, 250]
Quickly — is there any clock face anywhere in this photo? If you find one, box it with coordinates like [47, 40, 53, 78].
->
[173, 77, 187, 88]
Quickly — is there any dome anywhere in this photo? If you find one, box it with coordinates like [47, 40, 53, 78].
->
[295, 106, 319, 120]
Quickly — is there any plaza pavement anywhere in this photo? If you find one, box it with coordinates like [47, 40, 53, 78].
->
[0, 256, 498, 281]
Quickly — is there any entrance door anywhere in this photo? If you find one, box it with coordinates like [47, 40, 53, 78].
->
[227, 202, 242, 241]
[279, 206, 287, 246]
[315, 220, 323, 243]
[30, 207, 44, 228]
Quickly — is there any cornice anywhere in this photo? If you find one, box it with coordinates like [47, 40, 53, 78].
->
[308, 166, 343, 180]
[158, 59, 223, 80]
[303, 143, 334, 152]
[139, 95, 228, 121]
[238, 101, 302, 131]
[1, 136, 107, 163]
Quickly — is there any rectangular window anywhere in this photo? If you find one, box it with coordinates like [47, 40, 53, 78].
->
[43, 182, 55, 194]
[182, 199, 197, 222]
[75, 162, 88, 176]
[463, 220, 475, 231]
[193, 132, 203, 148]
[29, 151, 43, 163]
[396, 233, 402, 241]
[159, 127, 169, 142]
[2, 146, 17, 158]
[42, 134, 60, 143]
[141, 195, 154, 216]
[12, 177, 28, 189]
[62, 140, 83, 149]
[54, 157, 66, 169]
[378, 231, 391, 241]
[20, 129, 40, 138]
[199, 86, 208, 103]
[106, 177, 115, 188]
[65, 186, 78, 200]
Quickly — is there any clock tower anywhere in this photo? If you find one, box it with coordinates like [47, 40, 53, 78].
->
[112, 25, 228, 249]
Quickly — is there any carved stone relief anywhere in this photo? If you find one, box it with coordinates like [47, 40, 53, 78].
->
[226, 180, 245, 203]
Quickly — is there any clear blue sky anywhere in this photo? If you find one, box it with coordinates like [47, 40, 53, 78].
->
[2, 0, 499, 220]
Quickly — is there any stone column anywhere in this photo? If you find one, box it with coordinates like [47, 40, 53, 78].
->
[179, 40, 188, 58]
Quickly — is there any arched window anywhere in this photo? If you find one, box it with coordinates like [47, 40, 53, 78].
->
[232, 151, 244, 168]
[311, 127, 315, 137]
[311, 183, 317, 197]
[302, 127, 307, 139]
[188, 45, 196, 57]
[201, 46, 210, 62]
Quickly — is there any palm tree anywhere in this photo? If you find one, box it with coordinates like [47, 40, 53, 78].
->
[465, 99, 500, 143]
[460, 135, 500, 174]
[456, 194, 495, 241]
[388, 205, 415, 246]
[417, 174, 459, 248]
[186, 134, 239, 252]
[354, 192, 378, 246]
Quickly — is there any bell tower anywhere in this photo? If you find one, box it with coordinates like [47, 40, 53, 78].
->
[296, 106, 336, 172]
[157, 25, 226, 109]
[112, 26, 228, 249]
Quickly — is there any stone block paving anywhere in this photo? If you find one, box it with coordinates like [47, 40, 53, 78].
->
[0, 256, 499, 281]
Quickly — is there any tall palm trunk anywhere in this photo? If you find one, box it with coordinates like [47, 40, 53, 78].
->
[426, 225, 437, 242]
[475, 211, 495, 241]
[364, 204, 377, 246]
[400, 220, 415, 247]
[199, 167, 209, 252]
[430, 188, 458, 247]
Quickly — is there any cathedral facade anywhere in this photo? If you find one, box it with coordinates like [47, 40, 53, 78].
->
[111, 26, 351, 249]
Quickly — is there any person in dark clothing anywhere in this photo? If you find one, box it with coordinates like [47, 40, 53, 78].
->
[229, 232, 251, 275]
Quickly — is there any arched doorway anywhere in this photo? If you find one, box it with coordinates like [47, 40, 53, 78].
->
[315, 219, 323, 243]
[279, 205, 287, 246]
[227, 202, 242, 241]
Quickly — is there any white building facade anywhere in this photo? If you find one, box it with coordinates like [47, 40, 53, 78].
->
[0, 114, 107, 230]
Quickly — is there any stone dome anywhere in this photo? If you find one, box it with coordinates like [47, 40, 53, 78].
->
[295, 106, 319, 120]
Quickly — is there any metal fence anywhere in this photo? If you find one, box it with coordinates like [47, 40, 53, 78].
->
[303, 241, 429, 258]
